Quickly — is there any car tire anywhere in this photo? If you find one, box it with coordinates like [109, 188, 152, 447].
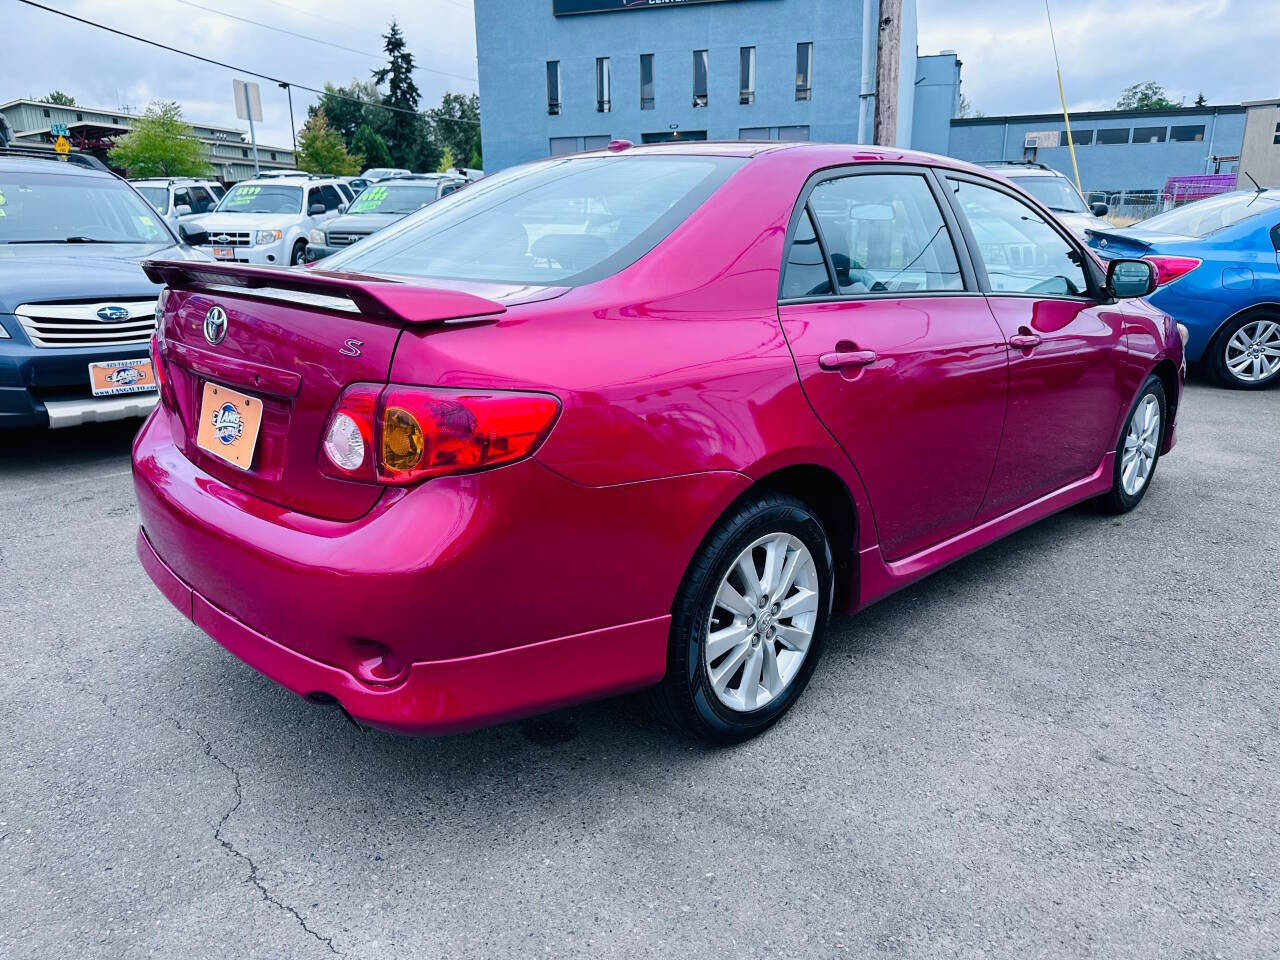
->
[1097, 374, 1166, 515]
[650, 493, 834, 744]
[1206, 313, 1280, 390]
[290, 240, 307, 266]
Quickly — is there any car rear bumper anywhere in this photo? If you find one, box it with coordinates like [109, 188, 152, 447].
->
[138, 526, 669, 735]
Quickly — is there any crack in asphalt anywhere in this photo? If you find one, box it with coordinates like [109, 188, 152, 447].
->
[168, 718, 343, 957]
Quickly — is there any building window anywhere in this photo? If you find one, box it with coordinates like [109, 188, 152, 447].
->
[640, 54, 655, 110]
[693, 49, 709, 107]
[270, 151, 277, 161]
[739, 126, 769, 139]
[1170, 124, 1206, 142]
[738, 125, 809, 141]
[111, 117, 119, 125]
[550, 136, 579, 156]
[777, 125, 810, 141]
[1274, 122, 1280, 145]
[1059, 129, 1093, 145]
[75, 112, 83, 121]
[1133, 126, 1167, 143]
[546, 61, 561, 116]
[596, 57, 611, 113]
[583, 135, 611, 150]
[795, 42, 813, 101]
[1096, 128, 1130, 145]
[241, 148, 249, 158]
[42, 107, 50, 118]
[739, 47, 755, 105]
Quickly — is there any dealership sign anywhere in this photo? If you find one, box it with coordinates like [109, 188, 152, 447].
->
[554, 0, 751, 15]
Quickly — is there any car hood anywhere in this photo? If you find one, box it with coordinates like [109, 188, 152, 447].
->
[322, 213, 406, 235]
[0, 241, 208, 312]
[192, 212, 302, 232]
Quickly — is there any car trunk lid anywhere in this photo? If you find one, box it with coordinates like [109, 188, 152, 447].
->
[143, 259, 510, 521]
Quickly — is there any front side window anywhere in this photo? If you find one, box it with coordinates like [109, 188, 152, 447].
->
[640, 54, 655, 110]
[739, 47, 756, 105]
[947, 178, 1089, 296]
[807, 173, 963, 295]
[596, 57, 611, 113]
[318, 184, 343, 211]
[322, 155, 745, 286]
[693, 50, 709, 107]
[188, 186, 214, 212]
[217, 184, 302, 214]
[547, 61, 561, 115]
[795, 42, 813, 101]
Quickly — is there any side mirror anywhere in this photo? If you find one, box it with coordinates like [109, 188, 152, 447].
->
[309, 203, 326, 216]
[1106, 258, 1156, 299]
[177, 221, 208, 246]
[338, 202, 348, 213]
[1091, 201, 1110, 218]
[174, 204, 193, 217]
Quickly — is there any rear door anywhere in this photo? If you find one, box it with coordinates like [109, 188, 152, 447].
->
[942, 173, 1129, 521]
[777, 165, 1008, 561]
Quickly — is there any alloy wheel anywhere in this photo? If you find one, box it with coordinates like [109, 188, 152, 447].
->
[1224, 319, 1280, 384]
[704, 533, 819, 713]
[1121, 394, 1161, 496]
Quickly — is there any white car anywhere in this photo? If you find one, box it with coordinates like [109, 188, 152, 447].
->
[980, 161, 1110, 238]
[131, 178, 225, 230]
[187, 175, 350, 266]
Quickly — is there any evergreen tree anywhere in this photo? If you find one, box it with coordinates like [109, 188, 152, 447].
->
[42, 90, 76, 106]
[1194, 92, 1208, 107]
[352, 123, 392, 169]
[310, 79, 385, 150]
[372, 21, 423, 169]
[296, 110, 362, 176]
[430, 92, 481, 170]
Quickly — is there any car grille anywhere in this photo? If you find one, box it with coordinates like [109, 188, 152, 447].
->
[200, 231, 252, 247]
[326, 231, 370, 247]
[15, 299, 158, 349]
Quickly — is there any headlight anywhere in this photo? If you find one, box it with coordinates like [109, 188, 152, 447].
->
[307, 228, 326, 245]
[255, 229, 282, 245]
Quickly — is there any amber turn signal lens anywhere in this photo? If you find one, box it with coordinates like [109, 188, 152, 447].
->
[382, 406, 424, 470]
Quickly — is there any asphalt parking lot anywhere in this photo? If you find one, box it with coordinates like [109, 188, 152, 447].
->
[2, 379, 1277, 960]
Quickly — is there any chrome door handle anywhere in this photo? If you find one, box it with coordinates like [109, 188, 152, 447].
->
[818, 350, 877, 370]
[1008, 333, 1042, 348]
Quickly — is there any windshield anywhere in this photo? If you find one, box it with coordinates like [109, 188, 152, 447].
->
[1136, 190, 1279, 238]
[1009, 174, 1088, 214]
[324, 155, 744, 285]
[348, 184, 440, 215]
[136, 185, 170, 213]
[215, 184, 302, 214]
[0, 172, 173, 244]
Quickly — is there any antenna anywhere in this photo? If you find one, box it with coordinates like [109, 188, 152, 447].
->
[1244, 170, 1264, 193]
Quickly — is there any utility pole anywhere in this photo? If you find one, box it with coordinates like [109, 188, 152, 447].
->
[873, 0, 902, 146]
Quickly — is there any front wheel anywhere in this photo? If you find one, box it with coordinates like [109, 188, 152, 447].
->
[650, 493, 834, 743]
[1208, 314, 1280, 389]
[1098, 374, 1166, 514]
[290, 240, 308, 266]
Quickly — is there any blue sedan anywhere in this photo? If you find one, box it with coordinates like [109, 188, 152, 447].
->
[1087, 189, 1280, 389]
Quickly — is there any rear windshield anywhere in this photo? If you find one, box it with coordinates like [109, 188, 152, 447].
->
[136, 185, 170, 213]
[0, 172, 172, 244]
[322, 155, 745, 285]
[215, 184, 302, 214]
[1136, 190, 1279, 238]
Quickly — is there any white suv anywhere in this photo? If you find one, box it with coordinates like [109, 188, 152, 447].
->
[187, 175, 350, 266]
[131, 178, 225, 230]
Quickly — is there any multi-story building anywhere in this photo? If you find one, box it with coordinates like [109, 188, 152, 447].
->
[0, 98, 295, 183]
[473, 0, 960, 173]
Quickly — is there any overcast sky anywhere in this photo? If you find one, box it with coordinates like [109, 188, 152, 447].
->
[3, 0, 1277, 149]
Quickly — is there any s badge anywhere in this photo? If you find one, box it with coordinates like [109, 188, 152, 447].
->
[339, 338, 363, 358]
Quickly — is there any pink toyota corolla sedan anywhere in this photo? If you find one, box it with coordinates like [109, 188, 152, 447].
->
[134, 142, 1184, 742]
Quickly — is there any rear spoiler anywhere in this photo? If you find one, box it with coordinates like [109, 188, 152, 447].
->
[142, 259, 506, 325]
[1082, 228, 1151, 253]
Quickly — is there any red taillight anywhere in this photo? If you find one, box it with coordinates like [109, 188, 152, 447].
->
[320, 384, 560, 486]
[150, 332, 176, 411]
[1143, 255, 1202, 286]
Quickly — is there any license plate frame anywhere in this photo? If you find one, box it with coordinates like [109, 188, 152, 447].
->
[88, 358, 157, 397]
[196, 381, 264, 471]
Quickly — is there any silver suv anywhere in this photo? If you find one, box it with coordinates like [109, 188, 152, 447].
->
[980, 162, 1110, 238]
[131, 178, 225, 230]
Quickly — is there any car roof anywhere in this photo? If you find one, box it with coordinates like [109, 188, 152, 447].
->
[233, 176, 339, 186]
[0, 155, 116, 179]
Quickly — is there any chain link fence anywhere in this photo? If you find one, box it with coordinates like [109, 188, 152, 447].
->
[1085, 174, 1238, 226]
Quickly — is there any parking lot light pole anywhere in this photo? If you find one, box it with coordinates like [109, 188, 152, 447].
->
[1044, 0, 1083, 195]
[280, 82, 297, 156]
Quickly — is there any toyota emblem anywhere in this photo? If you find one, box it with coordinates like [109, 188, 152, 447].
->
[204, 305, 228, 345]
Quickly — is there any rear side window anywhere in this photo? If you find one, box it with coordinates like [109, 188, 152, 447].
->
[322, 155, 745, 286]
[947, 178, 1089, 297]
[806, 173, 963, 295]
[781, 208, 832, 298]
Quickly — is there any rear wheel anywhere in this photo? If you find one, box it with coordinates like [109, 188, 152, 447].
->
[651, 493, 834, 743]
[1098, 375, 1165, 514]
[1208, 314, 1280, 389]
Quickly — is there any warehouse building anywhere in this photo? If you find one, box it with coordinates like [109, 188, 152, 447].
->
[0, 98, 295, 182]
[473, 0, 960, 173]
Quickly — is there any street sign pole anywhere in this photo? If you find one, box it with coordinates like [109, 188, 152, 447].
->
[243, 83, 260, 177]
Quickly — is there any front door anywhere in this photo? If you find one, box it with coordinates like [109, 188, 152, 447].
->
[942, 175, 1129, 521]
[778, 168, 1008, 561]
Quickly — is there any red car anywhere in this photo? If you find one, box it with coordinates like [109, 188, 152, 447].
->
[134, 143, 1183, 742]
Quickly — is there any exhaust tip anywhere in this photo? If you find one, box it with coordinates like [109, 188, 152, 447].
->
[306, 691, 364, 732]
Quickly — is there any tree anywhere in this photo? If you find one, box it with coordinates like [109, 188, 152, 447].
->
[107, 101, 210, 178]
[310, 79, 386, 150]
[1115, 82, 1183, 111]
[351, 123, 391, 170]
[1194, 92, 1208, 107]
[372, 20, 423, 169]
[295, 110, 362, 175]
[42, 90, 76, 106]
[437, 147, 456, 174]
[430, 92, 481, 170]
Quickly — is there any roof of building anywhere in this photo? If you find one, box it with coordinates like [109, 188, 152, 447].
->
[952, 104, 1246, 126]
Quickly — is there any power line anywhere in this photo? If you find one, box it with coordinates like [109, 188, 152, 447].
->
[14, 0, 481, 127]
